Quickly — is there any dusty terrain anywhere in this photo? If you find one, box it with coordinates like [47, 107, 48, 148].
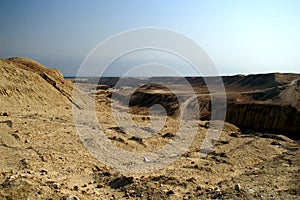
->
[0, 57, 299, 199]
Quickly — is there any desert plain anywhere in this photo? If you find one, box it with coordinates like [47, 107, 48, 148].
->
[0, 57, 299, 199]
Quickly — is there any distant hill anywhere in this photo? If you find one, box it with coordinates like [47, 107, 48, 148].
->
[85, 73, 300, 139]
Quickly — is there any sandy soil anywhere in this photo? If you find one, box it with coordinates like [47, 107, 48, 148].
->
[0, 58, 299, 200]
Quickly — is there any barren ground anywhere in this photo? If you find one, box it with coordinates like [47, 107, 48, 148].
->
[0, 58, 299, 200]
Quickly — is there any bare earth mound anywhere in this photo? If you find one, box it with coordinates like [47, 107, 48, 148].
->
[0, 57, 299, 199]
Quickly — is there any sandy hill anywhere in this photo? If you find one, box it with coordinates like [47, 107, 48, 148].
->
[0, 57, 75, 108]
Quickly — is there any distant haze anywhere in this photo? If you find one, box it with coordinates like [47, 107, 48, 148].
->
[1, 0, 299, 77]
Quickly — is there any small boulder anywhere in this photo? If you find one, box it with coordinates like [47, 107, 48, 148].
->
[0, 112, 10, 117]
[234, 183, 241, 192]
[62, 195, 80, 200]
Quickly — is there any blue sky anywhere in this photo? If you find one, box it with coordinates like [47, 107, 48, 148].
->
[0, 0, 299, 76]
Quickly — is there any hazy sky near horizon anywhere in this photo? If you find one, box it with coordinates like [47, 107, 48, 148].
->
[0, 0, 299, 76]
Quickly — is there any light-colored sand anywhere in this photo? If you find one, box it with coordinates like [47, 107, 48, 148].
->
[0, 58, 299, 199]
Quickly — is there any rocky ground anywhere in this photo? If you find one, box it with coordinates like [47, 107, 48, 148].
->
[0, 58, 299, 199]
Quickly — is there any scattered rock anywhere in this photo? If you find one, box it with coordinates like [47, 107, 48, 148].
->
[53, 182, 60, 189]
[129, 190, 136, 195]
[9, 175, 17, 181]
[229, 132, 239, 137]
[219, 152, 228, 158]
[248, 189, 255, 193]
[108, 126, 126, 134]
[109, 176, 134, 189]
[73, 185, 79, 191]
[11, 133, 21, 140]
[40, 169, 48, 175]
[0, 120, 12, 128]
[204, 122, 210, 129]
[19, 158, 30, 168]
[108, 136, 125, 143]
[0, 112, 10, 116]
[141, 116, 150, 121]
[162, 132, 175, 138]
[203, 121, 224, 129]
[128, 136, 144, 145]
[143, 157, 150, 162]
[166, 190, 175, 195]
[196, 186, 202, 191]
[62, 195, 80, 200]
[282, 163, 290, 167]
[234, 183, 241, 192]
[271, 141, 281, 146]
[219, 140, 229, 145]
[186, 177, 196, 183]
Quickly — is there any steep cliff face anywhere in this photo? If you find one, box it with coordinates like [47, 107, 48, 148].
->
[116, 73, 300, 139]
[226, 103, 300, 139]
[128, 94, 300, 139]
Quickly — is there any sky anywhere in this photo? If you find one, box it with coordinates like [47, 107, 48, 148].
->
[0, 0, 299, 76]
